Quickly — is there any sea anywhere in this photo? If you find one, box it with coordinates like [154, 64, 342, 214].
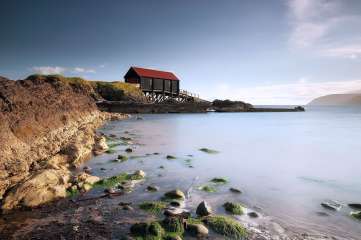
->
[89, 106, 361, 239]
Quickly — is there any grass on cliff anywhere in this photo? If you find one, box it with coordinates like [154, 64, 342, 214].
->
[26, 74, 145, 101]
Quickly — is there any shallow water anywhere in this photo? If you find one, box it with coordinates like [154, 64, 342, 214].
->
[90, 106, 361, 239]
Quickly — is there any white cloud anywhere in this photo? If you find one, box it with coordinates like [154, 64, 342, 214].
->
[31, 66, 96, 75]
[32, 66, 66, 75]
[287, 0, 361, 58]
[73, 67, 96, 73]
[201, 79, 361, 105]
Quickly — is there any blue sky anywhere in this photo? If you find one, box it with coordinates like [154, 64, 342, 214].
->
[1, 0, 361, 104]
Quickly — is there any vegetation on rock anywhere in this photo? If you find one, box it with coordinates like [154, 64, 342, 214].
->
[199, 148, 219, 154]
[210, 177, 228, 184]
[223, 202, 244, 215]
[351, 211, 361, 221]
[139, 201, 167, 215]
[204, 215, 248, 239]
[198, 185, 217, 193]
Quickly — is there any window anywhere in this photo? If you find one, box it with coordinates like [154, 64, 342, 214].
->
[140, 77, 152, 90]
[153, 78, 163, 91]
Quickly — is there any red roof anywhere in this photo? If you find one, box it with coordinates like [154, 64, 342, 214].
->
[131, 67, 179, 81]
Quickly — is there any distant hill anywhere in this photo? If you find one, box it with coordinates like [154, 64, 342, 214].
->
[308, 94, 361, 106]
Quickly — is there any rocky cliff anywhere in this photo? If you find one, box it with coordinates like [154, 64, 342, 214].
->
[0, 75, 126, 210]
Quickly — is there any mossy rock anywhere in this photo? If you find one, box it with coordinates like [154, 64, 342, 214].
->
[210, 177, 228, 184]
[117, 155, 128, 161]
[93, 171, 144, 188]
[223, 202, 244, 215]
[199, 148, 219, 154]
[351, 211, 361, 221]
[164, 189, 185, 200]
[66, 187, 79, 198]
[203, 215, 248, 239]
[162, 217, 184, 233]
[130, 221, 164, 239]
[139, 201, 167, 215]
[198, 185, 217, 193]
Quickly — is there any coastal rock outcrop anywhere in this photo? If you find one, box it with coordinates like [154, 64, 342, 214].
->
[0, 75, 127, 210]
[212, 99, 253, 112]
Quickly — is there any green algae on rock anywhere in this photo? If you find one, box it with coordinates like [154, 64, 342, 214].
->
[164, 189, 186, 200]
[130, 221, 164, 239]
[203, 215, 248, 239]
[210, 177, 228, 184]
[139, 201, 167, 215]
[351, 211, 361, 221]
[223, 202, 244, 215]
[162, 217, 184, 234]
[199, 148, 219, 154]
[198, 185, 217, 193]
[94, 170, 145, 188]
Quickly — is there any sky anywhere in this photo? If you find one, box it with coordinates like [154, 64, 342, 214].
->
[1, 0, 361, 104]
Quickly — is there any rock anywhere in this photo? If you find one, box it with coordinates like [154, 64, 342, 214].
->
[187, 223, 209, 237]
[223, 202, 244, 215]
[212, 99, 253, 112]
[166, 155, 176, 160]
[169, 201, 183, 208]
[348, 203, 361, 210]
[132, 170, 146, 179]
[93, 135, 109, 155]
[316, 211, 329, 217]
[196, 201, 212, 216]
[321, 201, 341, 211]
[351, 211, 361, 220]
[122, 205, 134, 211]
[165, 236, 182, 240]
[0, 75, 104, 201]
[164, 207, 190, 218]
[248, 212, 259, 218]
[164, 189, 185, 200]
[83, 166, 92, 173]
[75, 172, 100, 185]
[162, 217, 184, 233]
[146, 185, 159, 192]
[229, 187, 242, 194]
[2, 169, 70, 210]
[119, 201, 132, 206]
[125, 148, 133, 153]
[116, 154, 128, 161]
[104, 188, 116, 194]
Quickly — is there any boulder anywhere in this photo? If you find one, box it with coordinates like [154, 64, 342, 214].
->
[321, 201, 341, 211]
[93, 135, 109, 155]
[187, 223, 209, 237]
[164, 189, 185, 200]
[196, 201, 212, 216]
[2, 169, 70, 210]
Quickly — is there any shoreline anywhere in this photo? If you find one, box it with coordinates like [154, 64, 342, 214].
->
[0, 115, 347, 240]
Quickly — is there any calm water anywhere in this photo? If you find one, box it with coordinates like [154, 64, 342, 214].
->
[92, 106, 361, 239]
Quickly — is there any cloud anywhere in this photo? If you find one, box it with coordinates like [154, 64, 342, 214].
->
[73, 67, 96, 73]
[201, 79, 361, 105]
[31, 66, 96, 75]
[287, 0, 361, 58]
[32, 66, 66, 75]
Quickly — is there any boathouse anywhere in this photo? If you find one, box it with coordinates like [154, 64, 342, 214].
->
[124, 66, 180, 95]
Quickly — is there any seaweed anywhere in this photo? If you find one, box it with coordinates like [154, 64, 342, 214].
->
[204, 215, 248, 239]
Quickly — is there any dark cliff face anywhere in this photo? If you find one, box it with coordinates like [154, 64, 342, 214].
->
[0, 75, 100, 199]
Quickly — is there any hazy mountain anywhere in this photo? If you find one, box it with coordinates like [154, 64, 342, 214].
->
[308, 94, 361, 106]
